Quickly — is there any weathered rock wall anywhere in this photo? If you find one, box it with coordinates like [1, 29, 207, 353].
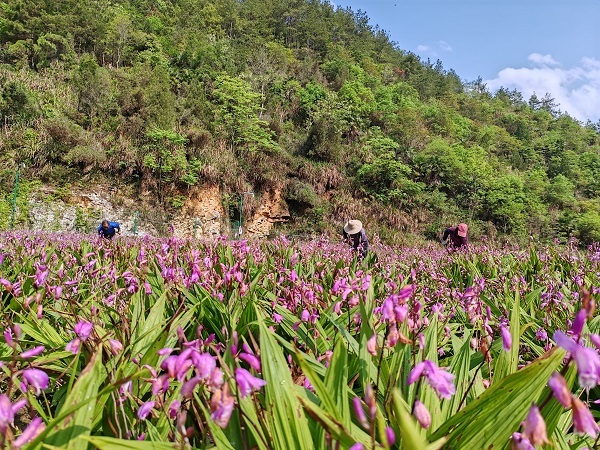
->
[22, 185, 289, 239]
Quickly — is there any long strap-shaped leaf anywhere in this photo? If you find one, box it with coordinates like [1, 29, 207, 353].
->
[41, 350, 106, 449]
[258, 314, 314, 450]
[429, 347, 565, 449]
[83, 436, 177, 449]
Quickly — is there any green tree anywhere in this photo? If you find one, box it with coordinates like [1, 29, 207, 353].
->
[143, 128, 188, 204]
[211, 75, 280, 155]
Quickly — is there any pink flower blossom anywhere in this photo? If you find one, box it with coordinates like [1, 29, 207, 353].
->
[571, 309, 587, 337]
[572, 397, 600, 437]
[74, 321, 93, 341]
[210, 387, 234, 428]
[385, 426, 395, 446]
[501, 325, 512, 351]
[408, 360, 456, 400]
[235, 368, 266, 397]
[66, 338, 81, 354]
[554, 331, 600, 389]
[20, 346, 45, 359]
[548, 372, 572, 408]
[22, 369, 49, 395]
[137, 401, 155, 420]
[521, 403, 548, 446]
[366, 334, 377, 356]
[0, 394, 14, 433]
[13, 417, 45, 449]
[353, 397, 369, 430]
[108, 339, 123, 355]
[413, 400, 431, 429]
[510, 432, 534, 450]
[239, 352, 261, 372]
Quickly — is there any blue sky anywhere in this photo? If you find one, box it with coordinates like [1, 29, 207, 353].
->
[333, 0, 600, 123]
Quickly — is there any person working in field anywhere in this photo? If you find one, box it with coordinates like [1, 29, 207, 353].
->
[442, 223, 468, 249]
[98, 219, 121, 240]
[343, 219, 369, 259]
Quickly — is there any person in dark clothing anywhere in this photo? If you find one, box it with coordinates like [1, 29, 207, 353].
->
[442, 223, 468, 249]
[98, 220, 121, 239]
[343, 219, 369, 259]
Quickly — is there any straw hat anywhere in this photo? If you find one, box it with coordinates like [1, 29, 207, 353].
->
[344, 219, 363, 235]
[457, 223, 468, 237]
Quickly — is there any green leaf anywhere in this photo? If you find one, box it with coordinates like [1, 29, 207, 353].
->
[258, 313, 313, 450]
[324, 335, 351, 429]
[390, 389, 445, 450]
[429, 348, 565, 449]
[297, 390, 372, 449]
[43, 350, 106, 449]
[83, 436, 177, 449]
[493, 287, 521, 383]
[441, 330, 474, 420]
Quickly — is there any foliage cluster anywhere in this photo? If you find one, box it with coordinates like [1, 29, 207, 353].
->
[1, 0, 600, 243]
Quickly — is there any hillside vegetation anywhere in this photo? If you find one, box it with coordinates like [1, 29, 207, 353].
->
[1, 0, 600, 243]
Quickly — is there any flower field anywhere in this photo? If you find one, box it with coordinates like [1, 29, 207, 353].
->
[1, 232, 600, 449]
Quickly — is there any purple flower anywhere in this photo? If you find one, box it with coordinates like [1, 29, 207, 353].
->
[366, 334, 377, 356]
[571, 309, 587, 337]
[192, 352, 216, 379]
[408, 360, 456, 400]
[239, 352, 261, 372]
[108, 339, 123, 355]
[13, 416, 45, 449]
[4, 329, 14, 348]
[181, 377, 201, 398]
[510, 432, 534, 450]
[234, 368, 266, 398]
[548, 372, 572, 408]
[20, 346, 45, 359]
[0, 278, 12, 291]
[501, 325, 512, 351]
[413, 400, 431, 429]
[572, 396, 599, 437]
[353, 397, 369, 430]
[0, 394, 14, 433]
[22, 369, 49, 395]
[210, 387, 234, 428]
[535, 328, 548, 342]
[349, 444, 364, 450]
[521, 403, 548, 446]
[66, 338, 81, 354]
[74, 321, 93, 341]
[137, 401, 155, 420]
[385, 426, 396, 446]
[554, 331, 600, 389]
[169, 400, 181, 419]
[590, 334, 600, 350]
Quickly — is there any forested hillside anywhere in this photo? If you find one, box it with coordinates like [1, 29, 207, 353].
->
[1, 0, 600, 244]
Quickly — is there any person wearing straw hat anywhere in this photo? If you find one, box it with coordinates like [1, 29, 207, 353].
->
[343, 219, 369, 258]
[442, 223, 468, 249]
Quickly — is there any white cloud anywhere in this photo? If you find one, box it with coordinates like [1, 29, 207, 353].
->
[416, 41, 452, 58]
[528, 53, 560, 67]
[439, 41, 452, 52]
[485, 55, 600, 123]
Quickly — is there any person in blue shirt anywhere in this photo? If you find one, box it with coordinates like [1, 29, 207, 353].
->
[98, 220, 121, 239]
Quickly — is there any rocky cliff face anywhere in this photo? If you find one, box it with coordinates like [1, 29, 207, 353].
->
[23, 185, 289, 239]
